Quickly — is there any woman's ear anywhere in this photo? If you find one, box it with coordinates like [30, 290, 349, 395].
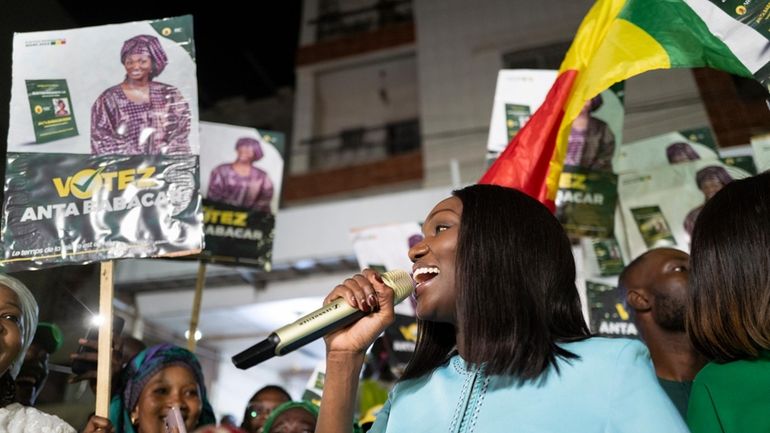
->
[130, 407, 139, 425]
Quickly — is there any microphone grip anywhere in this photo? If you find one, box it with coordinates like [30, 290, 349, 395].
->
[232, 269, 413, 369]
[231, 297, 365, 369]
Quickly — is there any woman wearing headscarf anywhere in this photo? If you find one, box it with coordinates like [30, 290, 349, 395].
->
[91, 34, 191, 155]
[683, 165, 734, 235]
[109, 343, 215, 433]
[207, 137, 274, 213]
[261, 401, 318, 433]
[0, 274, 112, 433]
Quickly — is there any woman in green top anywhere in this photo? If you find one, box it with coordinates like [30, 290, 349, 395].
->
[686, 171, 770, 433]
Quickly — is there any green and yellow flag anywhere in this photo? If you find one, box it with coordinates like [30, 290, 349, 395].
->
[481, 0, 770, 209]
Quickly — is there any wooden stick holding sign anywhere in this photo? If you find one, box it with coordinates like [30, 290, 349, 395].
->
[95, 261, 114, 417]
[187, 261, 207, 352]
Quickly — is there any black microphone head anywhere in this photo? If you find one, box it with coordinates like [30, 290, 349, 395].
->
[232, 334, 279, 369]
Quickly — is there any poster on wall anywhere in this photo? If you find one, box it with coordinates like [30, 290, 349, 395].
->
[485, 70, 558, 163]
[2, 16, 201, 271]
[350, 222, 422, 317]
[585, 279, 638, 339]
[555, 167, 618, 239]
[198, 121, 285, 269]
[614, 127, 719, 174]
[618, 159, 751, 259]
[564, 83, 626, 174]
[350, 222, 423, 275]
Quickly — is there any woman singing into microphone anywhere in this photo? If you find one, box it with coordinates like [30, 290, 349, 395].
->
[315, 184, 688, 432]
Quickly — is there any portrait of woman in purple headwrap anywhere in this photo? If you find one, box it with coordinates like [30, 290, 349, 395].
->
[91, 34, 191, 155]
[207, 137, 274, 213]
[683, 165, 734, 235]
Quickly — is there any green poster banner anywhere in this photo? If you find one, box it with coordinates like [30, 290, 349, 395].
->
[586, 281, 638, 339]
[591, 238, 625, 276]
[629, 205, 677, 249]
[504, 103, 531, 142]
[1, 153, 201, 271]
[555, 167, 618, 239]
[709, 0, 770, 40]
[199, 200, 275, 269]
[25, 79, 78, 143]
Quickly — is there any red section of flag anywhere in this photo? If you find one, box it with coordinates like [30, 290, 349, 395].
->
[479, 70, 578, 211]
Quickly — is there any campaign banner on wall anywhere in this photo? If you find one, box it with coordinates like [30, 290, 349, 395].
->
[614, 127, 719, 174]
[486, 70, 558, 162]
[350, 222, 423, 275]
[350, 222, 422, 317]
[585, 279, 638, 339]
[555, 167, 618, 239]
[618, 159, 751, 259]
[2, 17, 201, 271]
[198, 122, 284, 269]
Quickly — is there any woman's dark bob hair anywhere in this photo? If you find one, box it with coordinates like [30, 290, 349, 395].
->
[401, 184, 590, 381]
[686, 171, 770, 362]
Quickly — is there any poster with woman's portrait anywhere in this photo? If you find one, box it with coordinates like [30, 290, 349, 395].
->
[198, 121, 285, 269]
[613, 127, 720, 174]
[2, 16, 202, 271]
[618, 159, 751, 258]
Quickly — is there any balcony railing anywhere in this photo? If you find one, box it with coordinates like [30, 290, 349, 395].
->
[311, 0, 413, 42]
[295, 118, 420, 172]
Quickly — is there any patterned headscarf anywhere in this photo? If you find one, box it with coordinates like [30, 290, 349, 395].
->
[120, 34, 168, 78]
[235, 137, 265, 162]
[0, 274, 38, 379]
[109, 343, 216, 433]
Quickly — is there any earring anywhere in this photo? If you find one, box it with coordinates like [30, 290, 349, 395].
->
[130, 414, 138, 425]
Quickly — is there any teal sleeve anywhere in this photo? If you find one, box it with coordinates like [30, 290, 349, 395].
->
[687, 381, 724, 433]
[606, 340, 690, 433]
[367, 389, 393, 433]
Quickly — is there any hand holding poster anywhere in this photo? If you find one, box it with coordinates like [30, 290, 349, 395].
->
[2, 16, 201, 271]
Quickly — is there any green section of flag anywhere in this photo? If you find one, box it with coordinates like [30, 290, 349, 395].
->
[619, 0, 751, 75]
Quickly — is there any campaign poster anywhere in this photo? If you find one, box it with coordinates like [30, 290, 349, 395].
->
[614, 127, 719, 174]
[485, 70, 558, 163]
[350, 222, 421, 317]
[618, 159, 751, 258]
[563, 83, 626, 174]
[553, 83, 625, 239]
[350, 222, 422, 275]
[198, 121, 284, 269]
[2, 16, 201, 271]
[555, 167, 618, 239]
[585, 280, 639, 339]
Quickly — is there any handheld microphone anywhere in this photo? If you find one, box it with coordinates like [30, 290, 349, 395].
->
[232, 270, 414, 369]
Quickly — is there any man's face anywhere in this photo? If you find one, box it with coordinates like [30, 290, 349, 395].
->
[642, 249, 690, 332]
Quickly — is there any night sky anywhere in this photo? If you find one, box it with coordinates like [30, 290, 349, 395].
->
[0, 0, 302, 148]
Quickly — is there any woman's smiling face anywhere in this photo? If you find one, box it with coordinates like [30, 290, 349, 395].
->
[131, 365, 202, 433]
[0, 285, 23, 377]
[409, 196, 462, 324]
[124, 53, 153, 81]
